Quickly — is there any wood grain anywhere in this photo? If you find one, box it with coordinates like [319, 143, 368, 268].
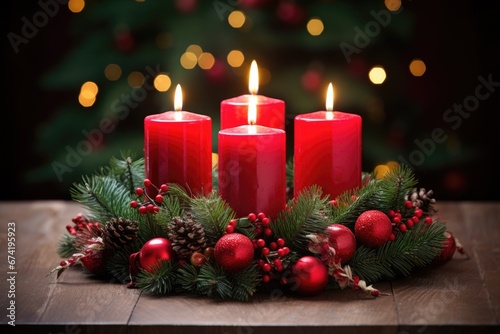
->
[1, 200, 499, 333]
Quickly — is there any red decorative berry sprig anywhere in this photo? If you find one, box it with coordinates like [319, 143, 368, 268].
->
[248, 212, 291, 283]
[129, 179, 169, 214]
[387, 200, 433, 240]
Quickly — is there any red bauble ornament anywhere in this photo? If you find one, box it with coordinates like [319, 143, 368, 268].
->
[139, 238, 173, 273]
[80, 249, 111, 276]
[289, 256, 329, 296]
[326, 224, 356, 264]
[354, 210, 393, 248]
[433, 231, 457, 265]
[214, 233, 254, 273]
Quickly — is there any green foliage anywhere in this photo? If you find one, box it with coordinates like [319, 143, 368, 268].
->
[349, 221, 447, 283]
[272, 185, 332, 252]
[57, 234, 76, 259]
[189, 192, 236, 245]
[136, 260, 178, 295]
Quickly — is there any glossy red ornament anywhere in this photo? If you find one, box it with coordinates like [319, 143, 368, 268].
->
[139, 238, 173, 273]
[326, 224, 356, 264]
[354, 210, 393, 248]
[433, 231, 457, 265]
[214, 233, 254, 273]
[289, 256, 329, 296]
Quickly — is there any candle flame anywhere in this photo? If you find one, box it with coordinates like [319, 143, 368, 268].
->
[248, 60, 259, 95]
[174, 84, 183, 111]
[174, 84, 183, 120]
[326, 83, 334, 120]
[248, 95, 257, 125]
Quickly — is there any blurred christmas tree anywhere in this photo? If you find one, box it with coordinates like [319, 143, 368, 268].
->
[24, 0, 488, 199]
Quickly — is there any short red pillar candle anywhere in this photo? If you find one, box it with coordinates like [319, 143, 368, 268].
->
[218, 98, 286, 219]
[294, 83, 362, 200]
[144, 84, 212, 196]
[220, 60, 285, 130]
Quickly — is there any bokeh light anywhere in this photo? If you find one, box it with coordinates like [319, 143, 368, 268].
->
[409, 59, 426, 77]
[68, 0, 85, 13]
[127, 71, 145, 88]
[384, 0, 402, 12]
[154, 74, 172, 92]
[307, 18, 324, 36]
[180, 52, 198, 69]
[369, 66, 387, 84]
[227, 50, 245, 67]
[104, 63, 122, 81]
[198, 52, 215, 70]
[228, 10, 246, 29]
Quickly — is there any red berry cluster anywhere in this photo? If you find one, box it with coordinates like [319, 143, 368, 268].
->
[129, 179, 168, 214]
[248, 212, 291, 283]
[387, 200, 433, 240]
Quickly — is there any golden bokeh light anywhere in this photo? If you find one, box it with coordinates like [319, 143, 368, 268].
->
[386, 161, 400, 170]
[127, 71, 145, 88]
[384, 0, 402, 12]
[78, 94, 95, 107]
[154, 74, 172, 92]
[80, 81, 98, 96]
[227, 50, 245, 67]
[409, 59, 427, 77]
[368, 66, 387, 84]
[374, 164, 390, 179]
[228, 10, 246, 28]
[180, 52, 198, 69]
[104, 63, 122, 81]
[198, 52, 215, 70]
[306, 18, 324, 36]
[68, 0, 85, 13]
[186, 44, 203, 58]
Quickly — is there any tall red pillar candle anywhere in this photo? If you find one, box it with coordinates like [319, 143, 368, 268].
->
[144, 85, 212, 196]
[218, 99, 286, 219]
[220, 60, 285, 130]
[294, 83, 362, 200]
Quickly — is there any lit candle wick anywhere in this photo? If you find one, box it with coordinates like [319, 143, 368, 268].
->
[249, 60, 259, 95]
[326, 83, 334, 120]
[174, 84, 183, 121]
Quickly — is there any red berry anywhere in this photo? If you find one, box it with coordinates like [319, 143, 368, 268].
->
[225, 225, 235, 233]
[273, 258, 283, 267]
[269, 241, 277, 250]
[257, 212, 266, 220]
[262, 274, 271, 283]
[392, 216, 401, 225]
[276, 238, 285, 247]
[190, 252, 206, 267]
[399, 224, 407, 232]
[414, 208, 423, 218]
[261, 217, 270, 227]
[248, 213, 257, 222]
[143, 179, 152, 187]
[130, 200, 139, 208]
[387, 209, 395, 218]
[277, 248, 286, 257]
[405, 200, 413, 209]
[262, 263, 272, 272]
[153, 206, 160, 213]
[371, 289, 380, 297]
[256, 239, 266, 248]
[139, 206, 148, 214]
[229, 219, 237, 227]
[411, 216, 419, 224]
[264, 228, 273, 237]
[261, 247, 270, 256]
[147, 204, 155, 213]
[135, 187, 144, 196]
[330, 199, 338, 207]
[406, 219, 414, 229]
[160, 184, 168, 193]
[425, 217, 433, 225]
[155, 194, 163, 203]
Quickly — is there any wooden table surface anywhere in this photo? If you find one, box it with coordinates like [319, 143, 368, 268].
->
[0, 200, 499, 333]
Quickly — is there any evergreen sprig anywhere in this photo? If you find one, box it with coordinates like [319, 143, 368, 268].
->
[272, 185, 332, 252]
[189, 192, 236, 244]
[349, 220, 447, 283]
[108, 151, 145, 194]
[135, 260, 178, 295]
[57, 233, 76, 259]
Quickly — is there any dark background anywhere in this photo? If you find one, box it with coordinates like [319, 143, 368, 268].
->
[4, 0, 500, 201]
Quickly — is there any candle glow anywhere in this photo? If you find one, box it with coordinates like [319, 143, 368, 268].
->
[326, 83, 334, 120]
[249, 60, 259, 95]
[174, 84, 183, 120]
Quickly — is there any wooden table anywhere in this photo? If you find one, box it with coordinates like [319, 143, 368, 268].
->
[0, 201, 499, 333]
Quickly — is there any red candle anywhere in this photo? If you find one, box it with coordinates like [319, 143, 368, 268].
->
[220, 60, 285, 130]
[144, 84, 212, 196]
[294, 83, 362, 200]
[218, 98, 286, 219]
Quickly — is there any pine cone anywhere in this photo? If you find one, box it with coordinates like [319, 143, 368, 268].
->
[103, 217, 139, 252]
[405, 188, 436, 214]
[168, 214, 206, 260]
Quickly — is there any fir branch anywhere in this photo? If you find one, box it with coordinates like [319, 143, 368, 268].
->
[176, 263, 199, 292]
[350, 221, 447, 283]
[190, 192, 236, 245]
[57, 234, 76, 259]
[135, 214, 169, 246]
[373, 165, 418, 212]
[135, 260, 178, 295]
[286, 158, 294, 188]
[196, 262, 233, 299]
[70, 175, 137, 223]
[272, 185, 332, 253]
[108, 152, 145, 195]
[228, 263, 261, 301]
[107, 249, 135, 284]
